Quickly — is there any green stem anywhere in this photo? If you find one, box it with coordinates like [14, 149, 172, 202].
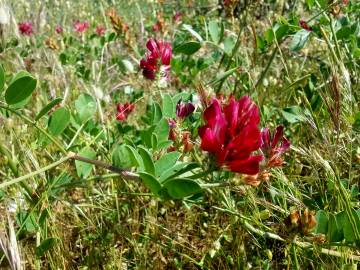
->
[0, 154, 72, 189]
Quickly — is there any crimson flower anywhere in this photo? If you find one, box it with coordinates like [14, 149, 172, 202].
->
[260, 126, 290, 168]
[176, 100, 195, 119]
[140, 38, 172, 80]
[116, 102, 135, 121]
[74, 20, 89, 33]
[173, 12, 183, 24]
[95, 25, 106, 36]
[18, 22, 33, 36]
[299, 20, 312, 31]
[55, 25, 63, 34]
[199, 96, 263, 175]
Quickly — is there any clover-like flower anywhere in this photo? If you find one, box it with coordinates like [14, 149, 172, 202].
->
[199, 96, 263, 175]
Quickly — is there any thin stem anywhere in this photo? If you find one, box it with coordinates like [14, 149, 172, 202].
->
[0, 154, 72, 189]
[70, 153, 140, 181]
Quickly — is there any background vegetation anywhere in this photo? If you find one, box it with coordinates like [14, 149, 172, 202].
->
[0, 0, 359, 269]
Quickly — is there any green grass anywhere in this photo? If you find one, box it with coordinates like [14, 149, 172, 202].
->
[0, 0, 359, 269]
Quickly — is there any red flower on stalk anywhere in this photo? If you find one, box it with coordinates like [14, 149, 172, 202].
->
[260, 126, 290, 168]
[55, 25, 63, 34]
[199, 96, 263, 175]
[74, 20, 89, 33]
[116, 102, 135, 121]
[176, 100, 195, 119]
[140, 38, 172, 80]
[18, 22, 33, 36]
[299, 20, 312, 31]
[95, 25, 106, 36]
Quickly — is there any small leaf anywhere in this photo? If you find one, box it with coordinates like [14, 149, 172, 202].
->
[112, 144, 134, 169]
[138, 146, 155, 175]
[125, 145, 143, 168]
[159, 162, 199, 183]
[139, 172, 162, 196]
[163, 178, 202, 199]
[315, 210, 328, 234]
[282, 106, 308, 123]
[182, 24, 203, 42]
[0, 64, 5, 92]
[5, 71, 37, 105]
[223, 36, 236, 55]
[174, 41, 201, 55]
[75, 93, 97, 123]
[153, 118, 170, 143]
[35, 97, 63, 121]
[209, 20, 220, 44]
[35, 238, 58, 258]
[155, 151, 181, 177]
[290, 29, 311, 51]
[327, 213, 344, 242]
[75, 147, 96, 178]
[48, 107, 70, 136]
[162, 94, 175, 118]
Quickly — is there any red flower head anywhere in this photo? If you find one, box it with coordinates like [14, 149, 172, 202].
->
[74, 20, 89, 33]
[18, 22, 33, 36]
[299, 20, 312, 31]
[116, 102, 135, 121]
[140, 38, 172, 80]
[55, 25, 63, 34]
[199, 96, 263, 175]
[173, 12, 183, 24]
[95, 25, 106, 36]
[260, 126, 290, 168]
[176, 100, 195, 119]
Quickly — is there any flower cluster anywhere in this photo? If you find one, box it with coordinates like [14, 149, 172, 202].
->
[74, 20, 89, 33]
[176, 100, 195, 119]
[18, 22, 33, 36]
[140, 38, 172, 81]
[199, 96, 264, 175]
[116, 102, 135, 121]
[55, 25, 63, 34]
[199, 96, 290, 178]
[95, 25, 106, 36]
[260, 126, 290, 168]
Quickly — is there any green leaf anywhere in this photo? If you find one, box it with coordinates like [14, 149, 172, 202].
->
[162, 94, 175, 118]
[75, 146, 96, 178]
[209, 20, 220, 44]
[125, 145, 143, 168]
[16, 211, 38, 233]
[315, 210, 328, 234]
[5, 71, 37, 105]
[48, 107, 70, 136]
[35, 238, 58, 258]
[153, 118, 170, 143]
[327, 213, 344, 242]
[0, 64, 5, 92]
[290, 29, 311, 51]
[155, 151, 181, 177]
[282, 106, 309, 123]
[112, 144, 134, 169]
[139, 172, 162, 196]
[163, 178, 202, 199]
[182, 24, 203, 42]
[174, 41, 201, 55]
[138, 146, 155, 175]
[159, 162, 199, 183]
[223, 36, 236, 55]
[339, 209, 360, 243]
[75, 93, 97, 123]
[35, 97, 63, 121]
